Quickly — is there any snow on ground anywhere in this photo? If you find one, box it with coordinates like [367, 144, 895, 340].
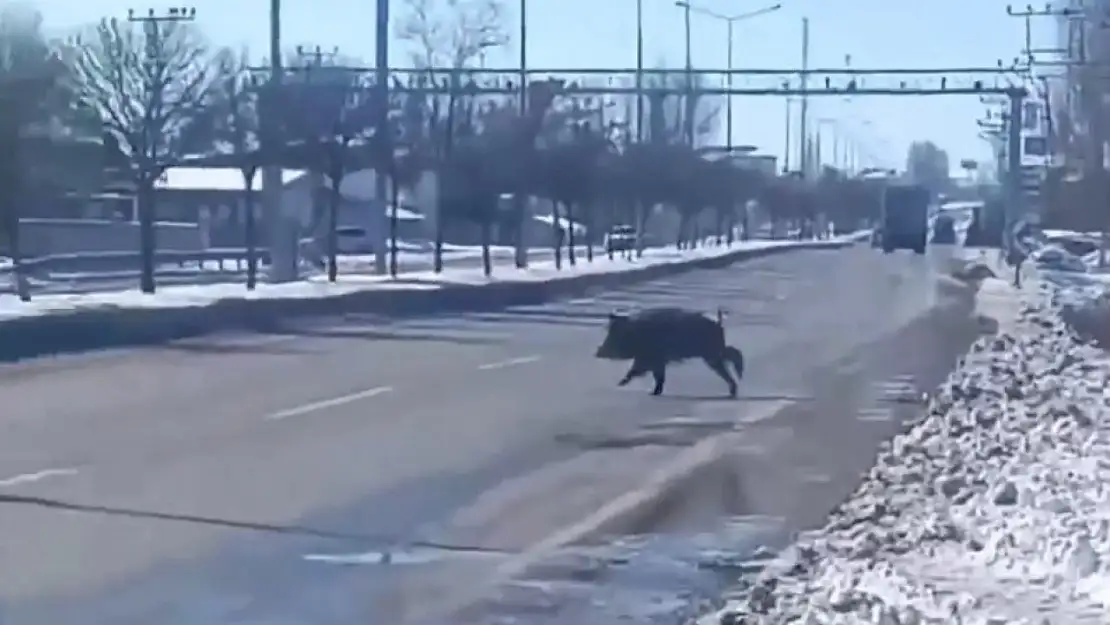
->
[0, 236, 864, 321]
[702, 278, 1110, 625]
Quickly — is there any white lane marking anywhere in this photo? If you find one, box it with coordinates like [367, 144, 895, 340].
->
[266, 386, 393, 420]
[0, 468, 79, 488]
[567, 297, 596, 305]
[478, 355, 541, 371]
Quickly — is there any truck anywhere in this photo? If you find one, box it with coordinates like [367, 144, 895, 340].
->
[879, 183, 930, 254]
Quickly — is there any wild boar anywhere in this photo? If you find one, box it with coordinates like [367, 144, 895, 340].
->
[594, 306, 745, 397]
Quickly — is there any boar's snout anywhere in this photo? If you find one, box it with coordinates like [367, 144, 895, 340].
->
[594, 334, 626, 360]
[596, 311, 635, 360]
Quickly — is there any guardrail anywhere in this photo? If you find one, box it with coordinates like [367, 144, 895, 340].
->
[0, 248, 270, 278]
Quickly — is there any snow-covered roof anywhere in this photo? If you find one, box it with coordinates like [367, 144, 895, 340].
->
[533, 213, 587, 233]
[156, 167, 309, 192]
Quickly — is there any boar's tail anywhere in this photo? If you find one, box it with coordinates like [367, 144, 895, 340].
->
[723, 345, 745, 380]
[716, 307, 728, 327]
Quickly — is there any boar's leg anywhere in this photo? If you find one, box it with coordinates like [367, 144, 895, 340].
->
[650, 363, 667, 396]
[619, 359, 651, 386]
[702, 356, 739, 398]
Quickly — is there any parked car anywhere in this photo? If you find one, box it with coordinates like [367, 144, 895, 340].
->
[1033, 246, 1089, 273]
[336, 226, 374, 254]
[605, 224, 639, 253]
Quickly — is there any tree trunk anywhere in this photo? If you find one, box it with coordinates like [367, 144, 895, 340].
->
[434, 193, 445, 273]
[3, 195, 28, 302]
[566, 202, 577, 266]
[242, 168, 258, 290]
[636, 202, 649, 259]
[389, 174, 400, 278]
[327, 179, 341, 283]
[552, 201, 563, 270]
[138, 179, 157, 294]
[480, 215, 493, 277]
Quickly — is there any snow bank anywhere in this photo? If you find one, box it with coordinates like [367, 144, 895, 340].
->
[704, 282, 1110, 625]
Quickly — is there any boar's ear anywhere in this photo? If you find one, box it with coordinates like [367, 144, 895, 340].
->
[608, 309, 631, 325]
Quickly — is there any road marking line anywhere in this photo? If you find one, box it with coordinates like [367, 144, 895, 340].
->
[0, 468, 79, 488]
[566, 297, 596, 305]
[478, 355, 541, 371]
[266, 386, 393, 420]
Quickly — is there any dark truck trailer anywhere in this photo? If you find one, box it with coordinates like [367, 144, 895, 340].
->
[880, 183, 930, 254]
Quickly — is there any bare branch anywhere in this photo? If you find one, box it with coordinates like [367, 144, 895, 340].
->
[65, 16, 226, 180]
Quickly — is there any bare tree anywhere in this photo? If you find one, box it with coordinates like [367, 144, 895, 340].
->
[282, 57, 377, 282]
[206, 49, 263, 289]
[66, 16, 224, 293]
[397, 0, 509, 271]
[0, 4, 95, 301]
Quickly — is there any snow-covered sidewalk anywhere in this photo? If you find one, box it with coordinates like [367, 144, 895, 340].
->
[704, 279, 1110, 625]
[0, 236, 863, 322]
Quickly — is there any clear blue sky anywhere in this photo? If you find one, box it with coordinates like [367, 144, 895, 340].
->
[40, 0, 1051, 173]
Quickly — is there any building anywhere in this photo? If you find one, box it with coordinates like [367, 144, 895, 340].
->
[154, 167, 313, 247]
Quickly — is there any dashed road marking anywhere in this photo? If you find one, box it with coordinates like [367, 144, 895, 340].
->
[0, 468, 79, 488]
[857, 407, 894, 422]
[266, 386, 393, 420]
[567, 297, 596, 305]
[478, 355, 541, 371]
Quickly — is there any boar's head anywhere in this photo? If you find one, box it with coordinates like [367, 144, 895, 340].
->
[595, 310, 637, 360]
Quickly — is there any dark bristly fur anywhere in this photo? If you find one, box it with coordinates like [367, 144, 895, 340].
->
[594, 306, 746, 397]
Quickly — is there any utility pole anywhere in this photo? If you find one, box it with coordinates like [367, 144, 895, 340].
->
[799, 17, 810, 179]
[783, 97, 792, 172]
[1007, 2, 1108, 263]
[126, 6, 196, 294]
[635, 0, 644, 143]
[252, 0, 297, 283]
[373, 0, 390, 275]
[682, 1, 694, 145]
[516, 0, 529, 269]
[676, 2, 783, 152]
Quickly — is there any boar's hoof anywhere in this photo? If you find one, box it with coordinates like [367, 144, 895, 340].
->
[651, 387, 664, 396]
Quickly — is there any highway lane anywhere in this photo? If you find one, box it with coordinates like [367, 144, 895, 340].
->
[0, 245, 945, 624]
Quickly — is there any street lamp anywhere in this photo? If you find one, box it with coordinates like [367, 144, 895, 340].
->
[674, 1, 783, 151]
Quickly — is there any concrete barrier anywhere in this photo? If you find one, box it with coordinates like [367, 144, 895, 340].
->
[0, 240, 858, 362]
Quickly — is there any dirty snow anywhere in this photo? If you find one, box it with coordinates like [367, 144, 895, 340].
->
[0, 235, 865, 321]
[702, 279, 1110, 625]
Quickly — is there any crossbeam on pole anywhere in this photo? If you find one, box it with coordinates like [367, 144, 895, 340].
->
[386, 85, 1025, 97]
[390, 66, 1025, 77]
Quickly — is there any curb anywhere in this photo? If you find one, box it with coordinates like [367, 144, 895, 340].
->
[0, 240, 855, 362]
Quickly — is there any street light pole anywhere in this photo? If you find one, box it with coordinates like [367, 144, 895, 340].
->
[636, 0, 644, 142]
[515, 0, 529, 269]
[676, 2, 783, 151]
[683, 2, 693, 145]
[373, 0, 390, 275]
[726, 20, 733, 152]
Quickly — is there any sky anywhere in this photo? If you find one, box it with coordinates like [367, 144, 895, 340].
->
[35, 0, 1055, 174]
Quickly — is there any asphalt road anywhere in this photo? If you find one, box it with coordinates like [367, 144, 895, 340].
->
[0, 244, 950, 624]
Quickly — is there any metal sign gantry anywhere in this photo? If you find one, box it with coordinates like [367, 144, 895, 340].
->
[368, 65, 1029, 235]
[260, 63, 1030, 245]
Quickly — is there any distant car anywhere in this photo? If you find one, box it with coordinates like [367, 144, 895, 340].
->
[605, 225, 639, 253]
[931, 214, 957, 244]
[1044, 232, 1100, 258]
[335, 226, 374, 254]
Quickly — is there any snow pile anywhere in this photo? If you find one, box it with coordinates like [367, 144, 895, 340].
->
[706, 288, 1110, 625]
